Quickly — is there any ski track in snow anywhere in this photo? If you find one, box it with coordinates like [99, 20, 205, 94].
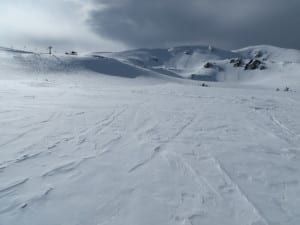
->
[128, 113, 197, 173]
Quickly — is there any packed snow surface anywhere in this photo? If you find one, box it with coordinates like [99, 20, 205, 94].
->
[0, 45, 300, 225]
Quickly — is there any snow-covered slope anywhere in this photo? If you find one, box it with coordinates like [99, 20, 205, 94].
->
[0, 45, 300, 225]
[0, 49, 166, 80]
[92, 45, 300, 88]
[2, 44, 300, 87]
[234, 45, 300, 63]
[95, 45, 239, 79]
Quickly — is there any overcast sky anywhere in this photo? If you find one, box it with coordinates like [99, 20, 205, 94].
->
[1, 0, 300, 52]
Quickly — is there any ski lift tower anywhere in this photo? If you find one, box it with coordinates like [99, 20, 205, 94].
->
[48, 46, 53, 55]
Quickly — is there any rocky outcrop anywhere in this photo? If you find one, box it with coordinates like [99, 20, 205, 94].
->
[230, 58, 243, 67]
[204, 62, 214, 68]
[244, 59, 266, 70]
[203, 62, 223, 71]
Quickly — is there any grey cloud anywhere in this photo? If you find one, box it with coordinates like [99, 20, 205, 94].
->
[88, 0, 300, 50]
[0, 0, 125, 52]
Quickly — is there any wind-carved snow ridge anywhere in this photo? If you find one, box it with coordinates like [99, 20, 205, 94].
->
[0, 45, 299, 225]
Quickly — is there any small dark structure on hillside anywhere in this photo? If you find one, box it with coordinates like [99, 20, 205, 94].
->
[65, 51, 78, 56]
[184, 50, 192, 55]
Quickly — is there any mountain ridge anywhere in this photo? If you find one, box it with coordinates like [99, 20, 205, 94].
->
[1, 44, 300, 87]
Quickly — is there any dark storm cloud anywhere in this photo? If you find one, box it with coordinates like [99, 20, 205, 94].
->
[88, 0, 300, 49]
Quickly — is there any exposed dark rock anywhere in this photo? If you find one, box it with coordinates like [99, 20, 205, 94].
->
[230, 58, 243, 67]
[203, 62, 213, 68]
[234, 59, 243, 67]
[259, 65, 267, 70]
[21, 203, 28, 209]
[244, 59, 264, 70]
[203, 62, 223, 72]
